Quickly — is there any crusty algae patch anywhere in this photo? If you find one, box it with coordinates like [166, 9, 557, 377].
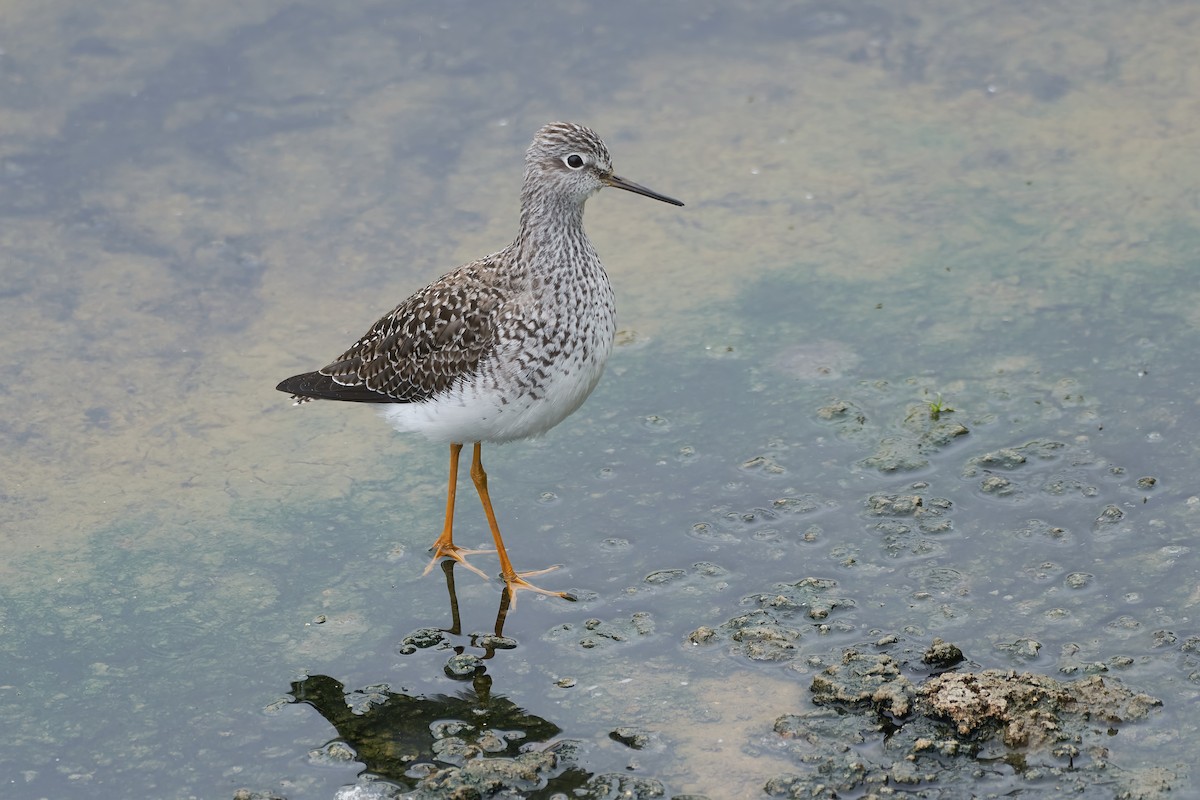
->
[810, 647, 1161, 752]
[760, 645, 1168, 800]
[919, 668, 1160, 750]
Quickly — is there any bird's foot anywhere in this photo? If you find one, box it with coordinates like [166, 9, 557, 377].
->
[502, 565, 577, 607]
[424, 542, 496, 582]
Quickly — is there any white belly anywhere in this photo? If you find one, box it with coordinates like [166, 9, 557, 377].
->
[379, 335, 611, 444]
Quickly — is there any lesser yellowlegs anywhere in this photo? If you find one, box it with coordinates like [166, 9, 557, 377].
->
[277, 122, 683, 602]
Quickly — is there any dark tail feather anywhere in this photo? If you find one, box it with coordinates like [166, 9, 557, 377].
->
[276, 371, 397, 403]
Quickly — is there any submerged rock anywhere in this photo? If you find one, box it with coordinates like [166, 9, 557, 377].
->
[687, 578, 856, 661]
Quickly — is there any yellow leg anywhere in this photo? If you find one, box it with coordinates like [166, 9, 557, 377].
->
[423, 442, 492, 581]
[469, 442, 574, 603]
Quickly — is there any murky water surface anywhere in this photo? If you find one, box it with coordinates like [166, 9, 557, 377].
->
[2, 2, 1199, 798]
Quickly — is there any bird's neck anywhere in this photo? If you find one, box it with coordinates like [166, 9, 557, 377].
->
[514, 189, 591, 269]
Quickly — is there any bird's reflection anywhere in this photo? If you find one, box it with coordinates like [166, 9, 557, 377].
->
[288, 561, 591, 793]
[289, 671, 590, 791]
[394, 559, 520, 668]
[439, 558, 514, 659]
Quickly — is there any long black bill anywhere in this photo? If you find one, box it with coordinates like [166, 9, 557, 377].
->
[605, 174, 685, 207]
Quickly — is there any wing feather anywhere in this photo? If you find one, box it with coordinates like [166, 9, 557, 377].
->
[277, 262, 508, 404]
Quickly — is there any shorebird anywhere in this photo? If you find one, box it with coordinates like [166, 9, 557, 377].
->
[277, 122, 683, 602]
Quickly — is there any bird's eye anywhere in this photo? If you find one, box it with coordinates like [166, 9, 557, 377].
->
[564, 154, 586, 169]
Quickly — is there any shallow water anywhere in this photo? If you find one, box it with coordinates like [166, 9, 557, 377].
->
[2, 1, 1199, 798]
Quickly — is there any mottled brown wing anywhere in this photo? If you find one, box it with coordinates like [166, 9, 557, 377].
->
[278, 264, 504, 404]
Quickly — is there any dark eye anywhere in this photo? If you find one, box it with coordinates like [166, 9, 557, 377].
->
[564, 154, 585, 169]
